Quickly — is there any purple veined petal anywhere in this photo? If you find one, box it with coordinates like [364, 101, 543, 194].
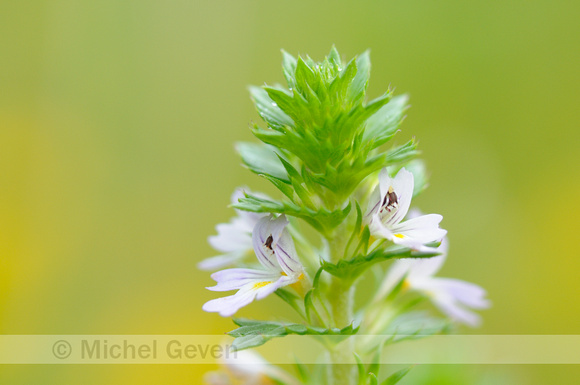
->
[252, 216, 282, 272]
[433, 278, 491, 309]
[197, 251, 248, 271]
[207, 268, 281, 292]
[274, 228, 303, 276]
[267, 214, 290, 244]
[364, 184, 382, 220]
[388, 168, 414, 225]
[202, 285, 260, 317]
[389, 213, 447, 245]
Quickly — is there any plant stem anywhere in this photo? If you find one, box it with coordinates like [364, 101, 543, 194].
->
[327, 226, 356, 385]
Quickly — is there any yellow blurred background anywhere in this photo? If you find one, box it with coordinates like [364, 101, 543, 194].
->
[1, 0, 578, 383]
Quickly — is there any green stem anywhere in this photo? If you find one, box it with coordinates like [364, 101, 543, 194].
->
[326, 226, 356, 385]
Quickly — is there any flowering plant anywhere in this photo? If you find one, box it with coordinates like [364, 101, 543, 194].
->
[200, 47, 489, 385]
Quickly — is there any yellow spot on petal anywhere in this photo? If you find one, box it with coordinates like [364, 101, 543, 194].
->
[290, 273, 306, 293]
[388, 186, 394, 193]
[281, 271, 287, 276]
[253, 281, 272, 289]
[402, 279, 411, 291]
[394, 233, 405, 239]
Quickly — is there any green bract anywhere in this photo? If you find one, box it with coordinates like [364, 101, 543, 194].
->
[239, 47, 414, 229]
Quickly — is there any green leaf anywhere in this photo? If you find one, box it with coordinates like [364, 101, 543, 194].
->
[381, 367, 412, 385]
[294, 360, 310, 383]
[384, 139, 419, 165]
[276, 155, 316, 209]
[404, 159, 428, 198]
[260, 174, 295, 201]
[354, 353, 366, 384]
[329, 58, 358, 104]
[236, 142, 289, 182]
[295, 57, 319, 96]
[275, 288, 306, 319]
[264, 86, 299, 121]
[327, 46, 342, 68]
[228, 318, 359, 351]
[281, 50, 297, 89]
[384, 311, 451, 344]
[348, 50, 371, 103]
[233, 192, 351, 234]
[249, 86, 295, 130]
[364, 94, 409, 149]
[321, 246, 440, 281]
[344, 201, 363, 259]
[304, 268, 328, 325]
[367, 339, 385, 380]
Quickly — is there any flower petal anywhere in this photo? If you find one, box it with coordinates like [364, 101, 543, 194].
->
[433, 278, 491, 309]
[222, 349, 269, 375]
[414, 277, 490, 327]
[203, 276, 290, 317]
[378, 168, 393, 202]
[403, 238, 449, 279]
[431, 294, 482, 327]
[388, 168, 414, 225]
[268, 214, 290, 243]
[207, 268, 281, 292]
[405, 255, 446, 280]
[389, 213, 447, 247]
[208, 221, 253, 253]
[252, 215, 284, 271]
[254, 276, 292, 300]
[374, 259, 412, 300]
[202, 285, 260, 317]
[369, 214, 395, 240]
[364, 183, 382, 219]
[197, 251, 247, 271]
[220, 350, 301, 385]
[274, 228, 303, 277]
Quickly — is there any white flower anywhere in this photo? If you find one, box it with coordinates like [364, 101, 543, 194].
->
[377, 237, 490, 326]
[202, 214, 305, 317]
[366, 168, 446, 250]
[204, 349, 300, 385]
[198, 188, 266, 271]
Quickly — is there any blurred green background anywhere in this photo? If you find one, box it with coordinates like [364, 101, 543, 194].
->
[1, 0, 579, 383]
